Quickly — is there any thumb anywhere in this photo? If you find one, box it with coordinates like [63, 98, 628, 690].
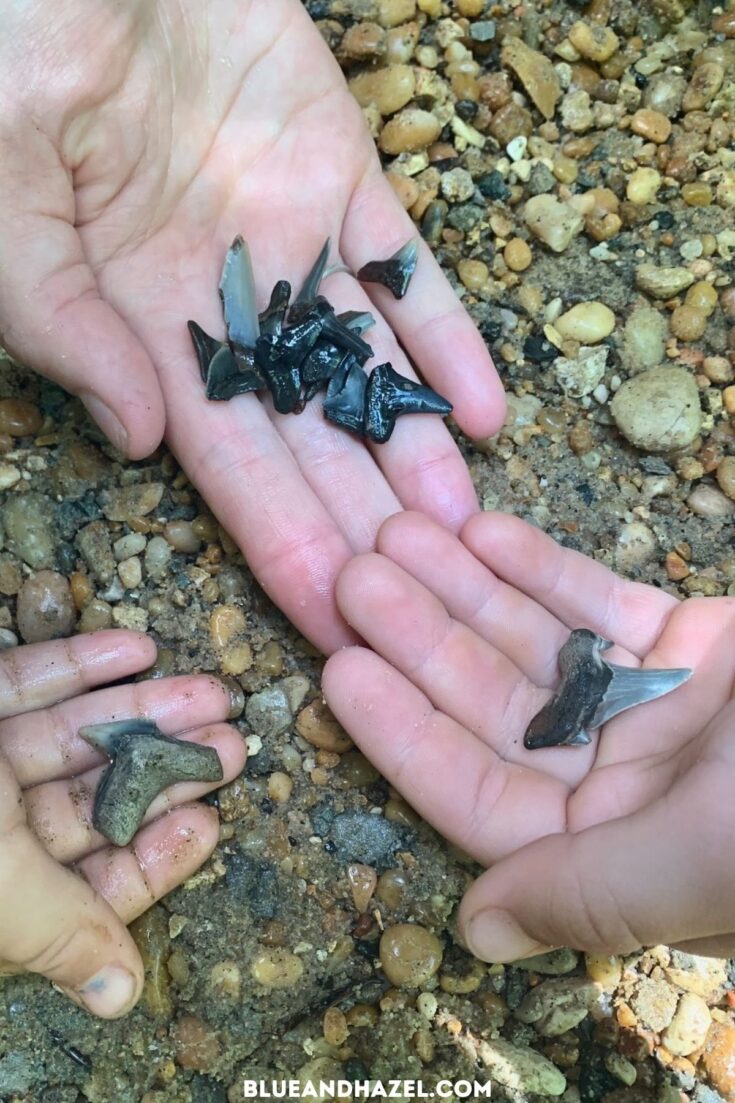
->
[0, 759, 143, 1018]
[458, 771, 735, 961]
[0, 128, 165, 459]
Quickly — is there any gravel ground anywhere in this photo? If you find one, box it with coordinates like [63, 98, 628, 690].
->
[1, 0, 735, 1100]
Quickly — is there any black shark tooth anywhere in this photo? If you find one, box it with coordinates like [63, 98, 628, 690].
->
[188, 320, 223, 383]
[259, 280, 292, 338]
[363, 363, 453, 443]
[356, 239, 418, 300]
[323, 356, 369, 435]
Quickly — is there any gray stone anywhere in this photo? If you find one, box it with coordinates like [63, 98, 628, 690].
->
[611, 366, 701, 452]
[3, 493, 57, 569]
[245, 684, 293, 738]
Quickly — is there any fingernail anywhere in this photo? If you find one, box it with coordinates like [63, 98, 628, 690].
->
[81, 396, 129, 454]
[464, 908, 549, 963]
[79, 965, 136, 1017]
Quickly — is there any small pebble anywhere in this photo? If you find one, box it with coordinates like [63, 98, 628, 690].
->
[296, 699, 353, 753]
[504, 238, 532, 272]
[568, 20, 619, 63]
[346, 862, 378, 912]
[144, 535, 172, 579]
[630, 108, 672, 144]
[163, 520, 201, 554]
[701, 1022, 735, 1099]
[349, 64, 416, 115]
[379, 923, 443, 987]
[171, 1015, 221, 1072]
[661, 992, 712, 1057]
[0, 463, 21, 490]
[716, 457, 735, 500]
[555, 302, 615, 344]
[118, 556, 142, 590]
[379, 108, 442, 154]
[3, 493, 57, 570]
[688, 484, 735, 517]
[0, 399, 43, 437]
[635, 264, 694, 299]
[671, 304, 707, 341]
[685, 280, 718, 316]
[457, 258, 489, 291]
[627, 167, 662, 205]
[210, 604, 246, 649]
[113, 533, 147, 561]
[615, 522, 657, 571]
[250, 947, 304, 988]
[102, 483, 164, 522]
[78, 599, 114, 633]
[611, 367, 701, 452]
[267, 771, 293, 804]
[16, 570, 76, 643]
[524, 195, 584, 253]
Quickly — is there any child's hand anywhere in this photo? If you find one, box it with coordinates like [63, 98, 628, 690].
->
[324, 511, 735, 960]
[0, 630, 246, 1017]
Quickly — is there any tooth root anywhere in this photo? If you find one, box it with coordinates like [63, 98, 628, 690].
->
[320, 311, 374, 362]
[219, 235, 260, 349]
[338, 310, 376, 335]
[591, 664, 693, 728]
[357, 238, 419, 299]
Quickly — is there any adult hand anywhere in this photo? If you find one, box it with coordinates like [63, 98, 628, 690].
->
[0, 630, 246, 1017]
[0, 0, 504, 654]
[323, 510, 735, 960]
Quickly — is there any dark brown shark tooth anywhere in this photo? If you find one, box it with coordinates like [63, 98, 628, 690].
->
[219, 235, 260, 350]
[523, 628, 693, 750]
[357, 239, 418, 300]
[79, 720, 223, 847]
[363, 363, 453, 443]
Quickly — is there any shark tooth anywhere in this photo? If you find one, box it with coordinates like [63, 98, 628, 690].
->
[356, 238, 419, 300]
[363, 363, 453, 443]
[219, 235, 260, 349]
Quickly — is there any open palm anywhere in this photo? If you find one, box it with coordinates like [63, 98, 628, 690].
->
[0, 0, 504, 654]
[323, 511, 735, 958]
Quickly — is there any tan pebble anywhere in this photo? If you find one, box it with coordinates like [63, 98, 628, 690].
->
[379, 923, 443, 987]
[78, 599, 113, 633]
[267, 770, 293, 804]
[385, 795, 420, 825]
[439, 960, 484, 994]
[585, 953, 623, 989]
[457, 258, 489, 291]
[455, 0, 484, 13]
[191, 513, 219, 542]
[631, 109, 672, 144]
[323, 1006, 349, 1047]
[418, 0, 441, 16]
[716, 457, 735, 501]
[349, 64, 415, 115]
[556, 302, 615, 343]
[171, 1015, 221, 1071]
[687, 484, 735, 517]
[376, 867, 408, 909]
[524, 194, 584, 253]
[209, 960, 241, 1000]
[681, 182, 713, 207]
[210, 604, 246, 649]
[662, 992, 711, 1057]
[340, 22, 385, 60]
[702, 1021, 735, 1098]
[666, 551, 690, 581]
[717, 173, 735, 209]
[378, 0, 416, 27]
[677, 456, 705, 481]
[345, 1002, 379, 1028]
[712, 10, 735, 36]
[552, 152, 578, 185]
[685, 280, 718, 316]
[386, 172, 420, 209]
[568, 421, 594, 454]
[0, 463, 21, 490]
[0, 432, 13, 454]
[347, 863, 378, 913]
[627, 167, 661, 205]
[671, 305, 707, 341]
[296, 699, 353, 752]
[635, 264, 694, 299]
[17, 570, 76, 643]
[112, 604, 149, 632]
[163, 520, 201, 553]
[413, 1025, 435, 1063]
[504, 239, 532, 272]
[251, 645, 283, 683]
[478, 71, 512, 111]
[720, 288, 735, 323]
[568, 20, 619, 63]
[250, 947, 304, 988]
[220, 641, 253, 676]
[703, 356, 734, 384]
[683, 62, 724, 111]
[102, 482, 164, 521]
[118, 556, 142, 590]
[501, 37, 561, 121]
[379, 108, 441, 154]
[0, 399, 43, 437]
[489, 102, 533, 145]
[724, 385, 735, 416]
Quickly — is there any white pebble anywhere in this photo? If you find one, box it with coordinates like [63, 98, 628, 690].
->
[593, 384, 609, 404]
[144, 535, 173, 579]
[507, 135, 528, 162]
[113, 532, 147, 561]
[0, 464, 21, 490]
[118, 556, 143, 589]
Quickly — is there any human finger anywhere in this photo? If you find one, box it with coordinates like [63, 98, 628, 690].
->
[0, 631, 156, 721]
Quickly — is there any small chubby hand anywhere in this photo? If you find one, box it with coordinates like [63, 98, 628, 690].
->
[323, 511, 735, 962]
[0, 0, 504, 653]
[0, 631, 246, 1018]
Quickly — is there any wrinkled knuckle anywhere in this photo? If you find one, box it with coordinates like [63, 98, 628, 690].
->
[554, 863, 639, 955]
[22, 923, 92, 981]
